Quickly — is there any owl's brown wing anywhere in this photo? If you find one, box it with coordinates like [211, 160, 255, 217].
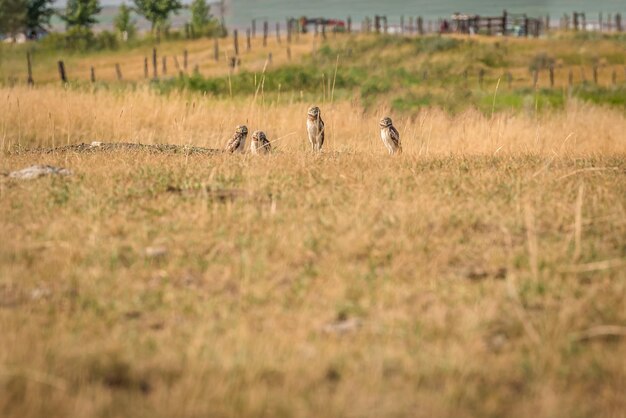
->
[225, 133, 242, 153]
[318, 118, 325, 148]
[389, 126, 401, 149]
[262, 137, 272, 152]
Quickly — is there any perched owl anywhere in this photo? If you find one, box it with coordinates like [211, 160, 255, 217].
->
[224, 125, 248, 153]
[306, 106, 325, 152]
[379, 117, 402, 155]
[250, 130, 271, 155]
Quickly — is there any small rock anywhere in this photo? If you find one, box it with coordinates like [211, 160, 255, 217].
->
[485, 332, 508, 353]
[90, 141, 103, 147]
[124, 310, 142, 320]
[30, 287, 52, 301]
[9, 165, 72, 180]
[322, 318, 362, 335]
[145, 246, 167, 259]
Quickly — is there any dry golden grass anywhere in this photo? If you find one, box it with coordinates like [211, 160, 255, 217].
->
[0, 85, 625, 418]
[2, 85, 626, 154]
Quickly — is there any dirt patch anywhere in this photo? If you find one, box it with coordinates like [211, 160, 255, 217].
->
[12, 142, 221, 156]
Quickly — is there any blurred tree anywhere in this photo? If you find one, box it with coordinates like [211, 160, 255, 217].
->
[0, 0, 27, 41]
[61, 0, 102, 29]
[114, 3, 136, 41]
[189, 0, 225, 38]
[133, 0, 181, 41]
[190, 0, 209, 36]
[25, 0, 55, 38]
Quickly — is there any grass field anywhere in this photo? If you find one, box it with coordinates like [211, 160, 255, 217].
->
[1, 33, 625, 418]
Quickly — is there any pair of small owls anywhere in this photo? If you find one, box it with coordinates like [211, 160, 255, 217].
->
[306, 106, 402, 155]
[224, 126, 271, 155]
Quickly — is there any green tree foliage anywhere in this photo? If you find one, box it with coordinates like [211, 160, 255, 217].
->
[62, 0, 102, 29]
[190, 0, 209, 34]
[189, 0, 225, 38]
[113, 3, 136, 40]
[0, 0, 27, 40]
[25, 0, 55, 36]
[133, 0, 182, 40]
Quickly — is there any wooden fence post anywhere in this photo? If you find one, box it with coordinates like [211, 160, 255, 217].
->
[214, 38, 219, 61]
[152, 48, 158, 79]
[144, 57, 148, 78]
[173, 55, 181, 74]
[263, 21, 268, 46]
[616, 13, 622, 32]
[26, 51, 34, 86]
[247, 29, 251, 51]
[568, 69, 574, 87]
[321, 22, 327, 39]
[524, 17, 529, 37]
[57, 60, 67, 83]
[593, 65, 598, 84]
[115, 63, 123, 81]
[287, 46, 292, 61]
[286, 19, 292, 43]
[252, 19, 256, 37]
[383, 16, 388, 34]
[233, 30, 239, 56]
[549, 65, 554, 87]
[276, 22, 281, 44]
[502, 10, 508, 35]
[478, 69, 484, 89]
[162, 56, 167, 75]
[90, 66, 95, 83]
[417, 16, 424, 35]
[347, 16, 352, 33]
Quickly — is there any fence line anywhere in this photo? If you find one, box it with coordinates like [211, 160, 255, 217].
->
[8, 10, 626, 87]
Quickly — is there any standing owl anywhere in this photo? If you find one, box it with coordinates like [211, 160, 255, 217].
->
[306, 106, 325, 152]
[224, 125, 248, 153]
[379, 117, 402, 155]
[250, 130, 271, 155]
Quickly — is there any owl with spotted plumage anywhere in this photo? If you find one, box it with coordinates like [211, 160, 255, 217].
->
[224, 125, 248, 153]
[379, 117, 402, 155]
[306, 106, 325, 152]
[250, 130, 272, 155]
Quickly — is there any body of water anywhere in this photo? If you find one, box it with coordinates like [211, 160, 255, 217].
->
[226, 0, 626, 27]
[52, 0, 626, 31]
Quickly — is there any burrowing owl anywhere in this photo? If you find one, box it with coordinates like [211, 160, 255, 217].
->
[306, 106, 325, 152]
[379, 117, 402, 155]
[250, 130, 271, 155]
[224, 125, 248, 153]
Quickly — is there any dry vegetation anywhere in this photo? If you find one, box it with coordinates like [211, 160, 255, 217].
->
[1, 63, 625, 418]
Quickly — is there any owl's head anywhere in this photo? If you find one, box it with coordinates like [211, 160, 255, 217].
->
[236, 125, 248, 135]
[252, 130, 267, 142]
[307, 106, 321, 118]
[379, 117, 393, 128]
